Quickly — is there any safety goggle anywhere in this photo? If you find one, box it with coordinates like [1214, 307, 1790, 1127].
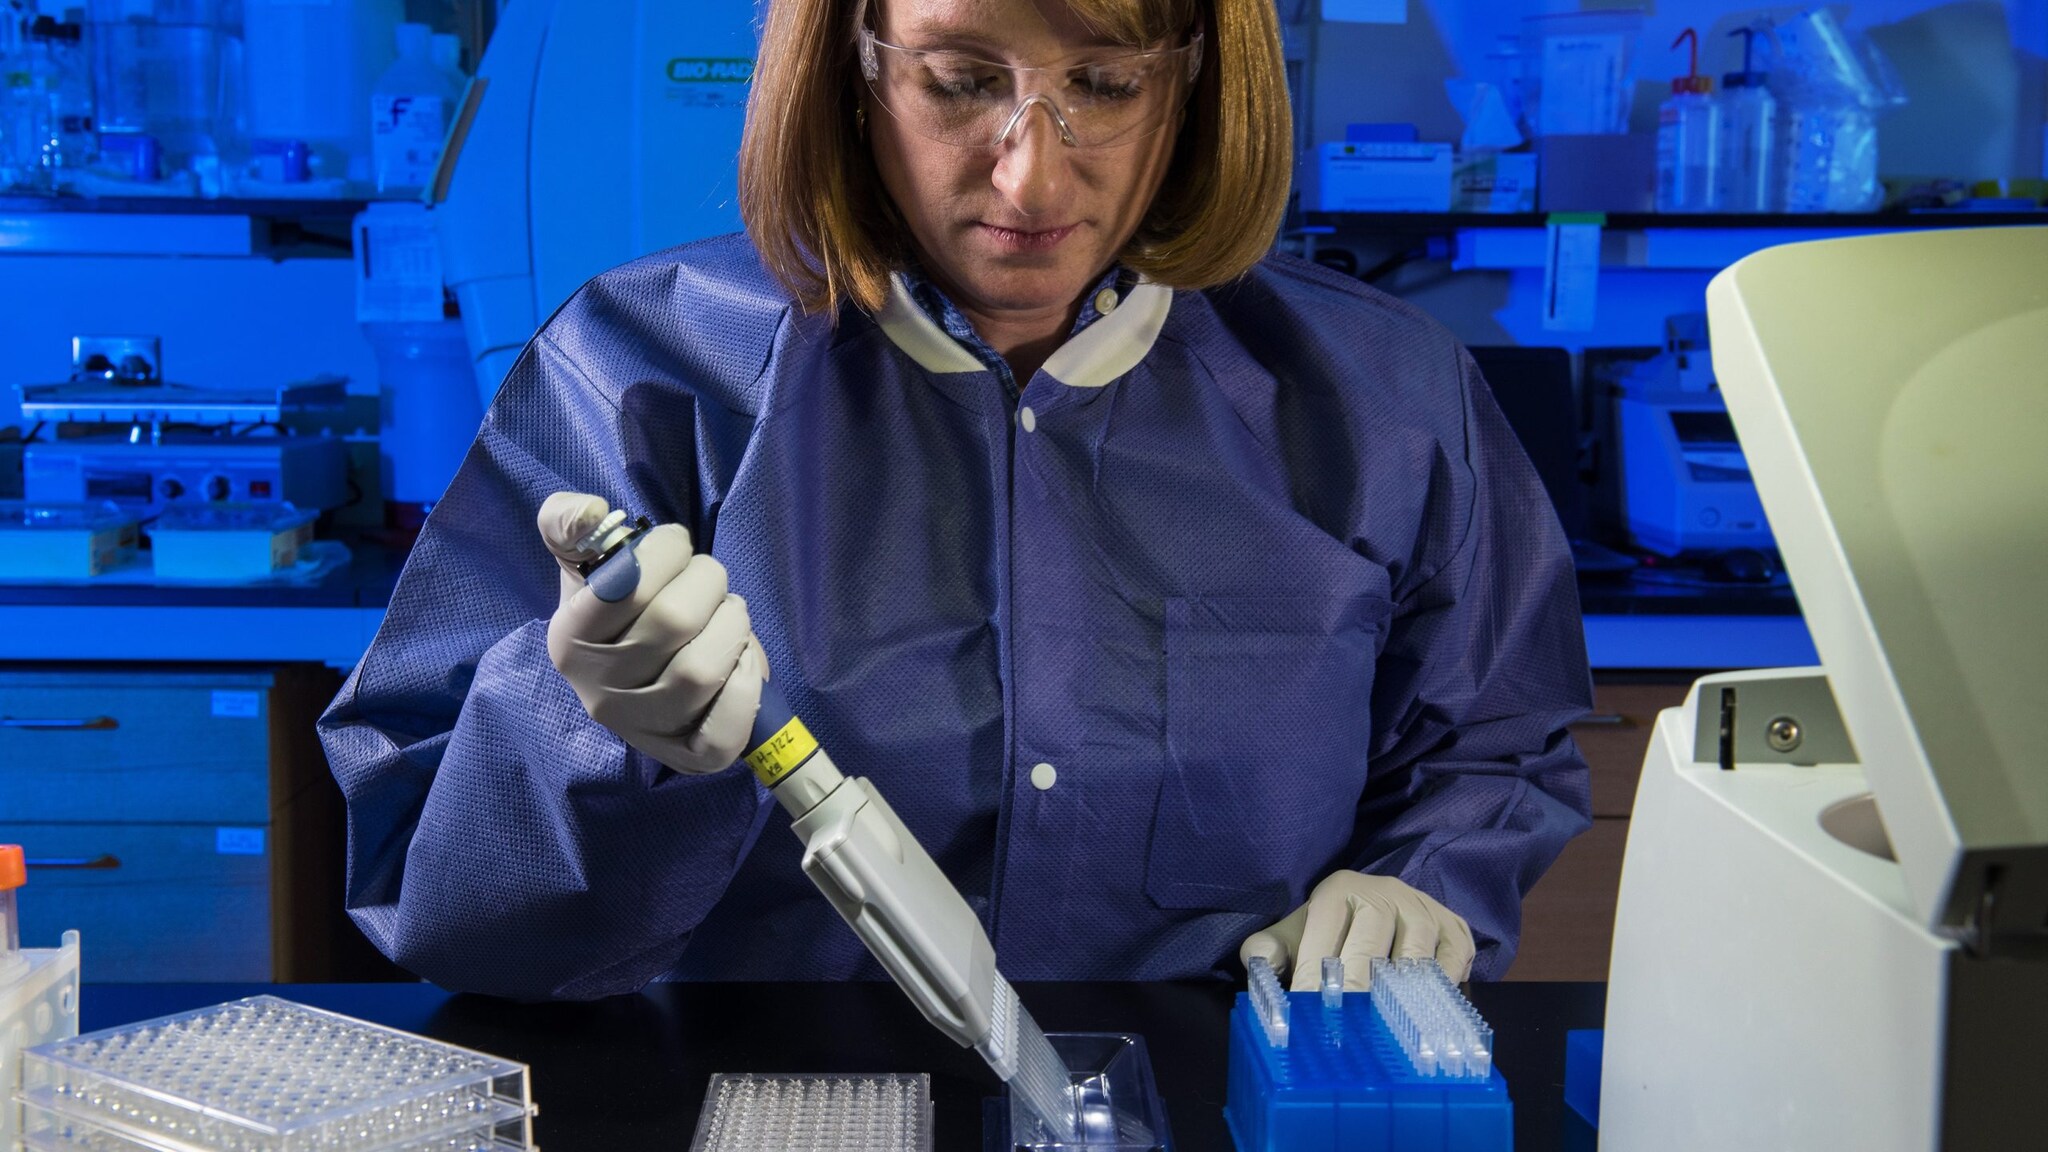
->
[857, 26, 1204, 149]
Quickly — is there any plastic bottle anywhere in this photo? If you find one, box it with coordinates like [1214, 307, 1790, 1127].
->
[370, 22, 456, 195]
[1656, 28, 1720, 213]
[1770, 10, 1891, 214]
[2, 6, 37, 187]
[1716, 26, 1776, 213]
[429, 31, 463, 87]
[86, 0, 229, 170]
[244, 0, 401, 187]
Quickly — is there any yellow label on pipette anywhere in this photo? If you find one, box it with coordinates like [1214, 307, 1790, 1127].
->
[745, 716, 818, 788]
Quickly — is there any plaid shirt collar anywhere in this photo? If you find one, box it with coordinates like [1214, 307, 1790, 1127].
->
[900, 265, 1136, 399]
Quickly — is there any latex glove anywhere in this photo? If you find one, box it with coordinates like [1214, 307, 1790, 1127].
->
[1240, 871, 1477, 991]
[537, 491, 768, 774]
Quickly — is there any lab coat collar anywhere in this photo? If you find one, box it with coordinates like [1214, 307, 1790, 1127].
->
[876, 273, 1173, 389]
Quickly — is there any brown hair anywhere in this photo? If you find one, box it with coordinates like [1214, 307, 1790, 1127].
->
[739, 0, 1293, 316]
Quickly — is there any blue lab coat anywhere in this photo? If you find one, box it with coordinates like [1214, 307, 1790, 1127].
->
[318, 234, 1593, 1000]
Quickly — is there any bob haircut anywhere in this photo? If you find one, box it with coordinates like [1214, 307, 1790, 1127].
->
[740, 0, 1293, 317]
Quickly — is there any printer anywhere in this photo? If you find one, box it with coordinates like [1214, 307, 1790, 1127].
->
[1600, 227, 2048, 1149]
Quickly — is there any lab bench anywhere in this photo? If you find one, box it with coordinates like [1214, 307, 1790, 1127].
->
[77, 979, 1606, 1152]
[0, 539, 1812, 671]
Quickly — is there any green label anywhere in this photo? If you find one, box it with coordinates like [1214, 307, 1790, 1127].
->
[666, 57, 754, 83]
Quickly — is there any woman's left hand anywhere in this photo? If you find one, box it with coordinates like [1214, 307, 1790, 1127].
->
[1240, 871, 1476, 991]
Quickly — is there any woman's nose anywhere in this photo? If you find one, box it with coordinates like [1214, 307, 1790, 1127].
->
[991, 101, 1070, 218]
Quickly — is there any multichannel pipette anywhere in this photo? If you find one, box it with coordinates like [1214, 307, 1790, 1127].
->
[570, 513, 1079, 1141]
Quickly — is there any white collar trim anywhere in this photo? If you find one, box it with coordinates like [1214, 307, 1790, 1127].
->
[876, 275, 985, 374]
[875, 273, 1174, 387]
[1042, 280, 1171, 389]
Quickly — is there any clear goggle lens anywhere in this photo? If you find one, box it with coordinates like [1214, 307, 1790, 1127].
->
[858, 29, 1203, 149]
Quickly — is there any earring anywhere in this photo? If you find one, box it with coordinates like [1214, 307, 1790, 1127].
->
[856, 105, 868, 138]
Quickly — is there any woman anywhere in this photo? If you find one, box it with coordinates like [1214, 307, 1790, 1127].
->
[319, 0, 1592, 1001]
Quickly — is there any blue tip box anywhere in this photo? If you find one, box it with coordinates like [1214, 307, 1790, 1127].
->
[1224, 991, 1512, 1152]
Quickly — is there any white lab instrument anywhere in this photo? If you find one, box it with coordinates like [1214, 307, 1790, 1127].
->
[1600, 227, 2048, 1150]
[740, 702, 1080, 1142]
[17, 996, 535, 1152]
[436, 0, 762, 406]
[1613, 314, 1772, 556]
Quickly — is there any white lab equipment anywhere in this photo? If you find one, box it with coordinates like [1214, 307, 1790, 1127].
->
[437, 0, 761, 407]
[1654, 29, 1718, 213]
[1611, 315, 1774, 556]
[740, 697, 1080, 1142]
[1600, 227, 2048, 1150]
[243, 0, 401, 187]
[371, 22, 457, 195]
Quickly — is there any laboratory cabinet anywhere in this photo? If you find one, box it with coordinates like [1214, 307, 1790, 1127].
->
[0, 664, 357, 982]
[1505, 676, 1689, 981]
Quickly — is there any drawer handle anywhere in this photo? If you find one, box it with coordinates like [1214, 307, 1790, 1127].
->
[0, 716, 120, 731]
[25, 854, 122, 870]
[1574, 713, 1633, 728]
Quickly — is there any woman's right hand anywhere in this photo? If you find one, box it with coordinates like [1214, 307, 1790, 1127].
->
[536, 492, 768, 774]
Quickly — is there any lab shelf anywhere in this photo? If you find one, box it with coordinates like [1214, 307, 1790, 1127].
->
[1300, 210, 2048, 232]
[0, 195, 373, 257]
[0, 537, 1810, 669]
[1299, 210, 2047, 271]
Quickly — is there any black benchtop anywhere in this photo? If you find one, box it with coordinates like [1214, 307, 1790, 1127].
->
[83, 980, 1606, 1152]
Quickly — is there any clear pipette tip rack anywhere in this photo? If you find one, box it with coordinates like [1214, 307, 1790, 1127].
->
[15, 996, 534, 1152]
[1247, 956, 1289, 1048]
[687, 1073, 931, 1152]
[1225, 958, 1511, 1152]
[1367, 957, 1493, 1079]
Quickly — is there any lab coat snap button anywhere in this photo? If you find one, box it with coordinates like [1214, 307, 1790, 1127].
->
[1094, 288, 1119, 315]
[1019, 406, 1037, 433]
[1030, 762, 1057, 790]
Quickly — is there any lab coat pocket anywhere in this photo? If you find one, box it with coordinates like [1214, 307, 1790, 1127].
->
[1146, 594, 1389, 917]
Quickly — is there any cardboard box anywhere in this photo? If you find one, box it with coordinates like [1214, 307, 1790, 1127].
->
[1453, 152, 1539, 212]
[1316, 141, 1453, 212]
[1537, 134, 1656, 213]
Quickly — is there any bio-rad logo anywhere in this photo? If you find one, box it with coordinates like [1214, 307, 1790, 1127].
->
[666, 57, 755, 83]
[664, 57, 754, 107]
